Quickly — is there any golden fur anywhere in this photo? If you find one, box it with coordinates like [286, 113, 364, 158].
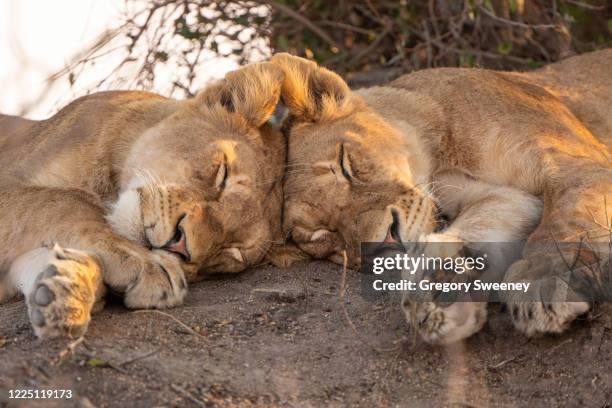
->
[271, 50, 611, 344]
[0, 62, 286, 338]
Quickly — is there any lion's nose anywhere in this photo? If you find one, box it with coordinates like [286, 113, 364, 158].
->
[161, 226, 191, 262]
[384, 208, 402, 243]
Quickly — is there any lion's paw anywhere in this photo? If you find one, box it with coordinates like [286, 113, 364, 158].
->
[27, 245, 103, 339]
[507, 299, 589, 337]
[402, 297, 487, 344]
[504, 256, 590, 337]
[400, 234, 488, 344]
[123, 250, 187, 309]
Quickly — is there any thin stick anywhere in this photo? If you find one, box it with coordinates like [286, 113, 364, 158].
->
[53, 336, 85, 365]
[564, 0, 606, 10]
[118, 349, 160, 366]
[132, 310, 206, 340]
[171, 384, 206, 408]
[477, 5, 556, 29]
[488, 357, 517, 369]
[547, 338, 573, 354]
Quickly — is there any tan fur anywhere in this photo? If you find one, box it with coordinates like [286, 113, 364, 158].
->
[271, 50, 612, 343]
[0, 62, 286, 338]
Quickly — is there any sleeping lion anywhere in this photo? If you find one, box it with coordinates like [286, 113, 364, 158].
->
[0, 62, 286, 339]
[271, 50, 611, 344]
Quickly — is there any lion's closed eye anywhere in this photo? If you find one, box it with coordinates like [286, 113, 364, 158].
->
[339, 144, 354, 182]
[215, 157, 229, 191]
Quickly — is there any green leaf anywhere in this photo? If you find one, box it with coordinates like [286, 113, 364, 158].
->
[608, 19, 612, 33]
[497, 42, 513, 55]
[509, 0, 518, 13]
[87, 358, 108, 368]
[459, 53, 476, 67]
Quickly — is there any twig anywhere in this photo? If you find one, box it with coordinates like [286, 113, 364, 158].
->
[53, 336, 85, 365]
[488, 356, 517, 369]
[587, 207, 612, 234]
[106, 362, 130, 375]
[317, 20, 370, 35]
[171, 384, 206, 408]
[428, 0, 442, 41]
[338, 251, 399, 353]
[75, 347, 130, 374]
[117, 348, 160, 366]
[423, 21, 433, 68]
[547, 338, 573, 354]
[478, 5, 556, 29]
[132, 310, 206, 340]
[597, 326, 607, 355]
[53, 337, 131, 374]
[563, 0, 607, 10]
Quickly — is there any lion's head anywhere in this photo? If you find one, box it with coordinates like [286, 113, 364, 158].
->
[270, 53, 438, 267]
[107, 62, 285, 279]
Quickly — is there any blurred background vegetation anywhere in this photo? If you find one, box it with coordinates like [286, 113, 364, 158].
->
[70, 0, 612, 93]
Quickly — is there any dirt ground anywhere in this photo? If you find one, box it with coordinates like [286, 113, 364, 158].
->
[1, 260, 611, 408]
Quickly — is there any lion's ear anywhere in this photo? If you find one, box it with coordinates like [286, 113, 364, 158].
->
[197, 62, 285, 128]
[270, 53, 351, 122]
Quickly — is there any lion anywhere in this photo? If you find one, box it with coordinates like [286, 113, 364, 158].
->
[270, 50, 611, 344]
[0, 61, 286, 339]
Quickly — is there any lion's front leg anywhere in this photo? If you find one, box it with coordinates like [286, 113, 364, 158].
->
[8, 245, 105, 339]
[401, 173, 543, 344]
[0, 185, 188, 339]
[506, 164, 612, 336]
[505, 170, 611, 336]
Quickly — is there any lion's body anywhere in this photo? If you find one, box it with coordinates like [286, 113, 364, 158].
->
[0, 113, 35, 139]
[0, 92, 175, 200]
[382, 51, 611, 189]
[0, 63, 286, 338]
[369, 51, 611, 247]
[272, 49, 611, 343]
[529, 49, 612, 145]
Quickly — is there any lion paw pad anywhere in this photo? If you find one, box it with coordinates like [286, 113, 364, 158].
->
[27, 248, 101, 339]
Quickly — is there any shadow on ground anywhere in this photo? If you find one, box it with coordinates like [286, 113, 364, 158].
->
[1, 261, 611, 407]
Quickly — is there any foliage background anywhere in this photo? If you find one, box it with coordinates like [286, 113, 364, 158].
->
[68, 0, 612, 93]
